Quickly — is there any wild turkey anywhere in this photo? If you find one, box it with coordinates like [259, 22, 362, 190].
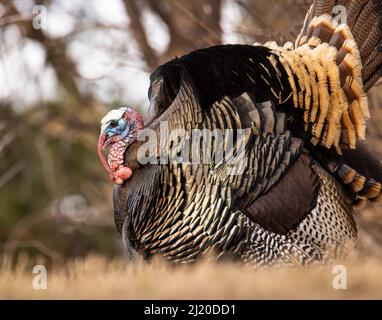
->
[98, 0, 382, 267]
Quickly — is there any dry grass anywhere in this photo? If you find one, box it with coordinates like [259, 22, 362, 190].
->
[0, 255, 382, 299]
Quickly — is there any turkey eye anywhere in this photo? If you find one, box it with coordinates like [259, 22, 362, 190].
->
[109, 121, 118, 128]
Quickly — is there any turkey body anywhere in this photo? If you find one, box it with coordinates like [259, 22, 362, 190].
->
[114, 71, 357, 267]
[112, 0, 382, 267]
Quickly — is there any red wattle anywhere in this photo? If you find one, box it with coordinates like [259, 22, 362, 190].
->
[98, 134, 111, 174]
[117, 166, 133, 180]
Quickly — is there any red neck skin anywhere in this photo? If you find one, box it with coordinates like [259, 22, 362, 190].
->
[98, 110, 144, 183]
[98, 133, 111, 175]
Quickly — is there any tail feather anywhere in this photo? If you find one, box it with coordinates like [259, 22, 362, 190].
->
[314, 0, 337, 15]
[347, 0, 369, 29]
[256, 0, 382, 208]
[363, 51, 382, 83]
[313, 144, 382, 206]
[288, 0, 382, 208]
[292, 15, 368, 147]
[297, 0, 382, 90]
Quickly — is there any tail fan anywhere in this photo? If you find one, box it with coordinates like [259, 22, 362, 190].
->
[261, 0, 382, 206]
[297, 0, 382, 90]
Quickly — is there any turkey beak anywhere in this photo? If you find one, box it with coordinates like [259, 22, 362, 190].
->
[98, 133, 111, 174]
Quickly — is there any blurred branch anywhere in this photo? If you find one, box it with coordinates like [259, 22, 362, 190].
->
[2, 239, 62, 262]
[0, 161, 25, 189]
[58, 22, 131, 41]
[234, 0, 309, 43]
[122, 0, 159, 70]
[123, 0, 222, 68]
[235, 0, 283, 43]
[172, 1, 221, 44]
[1, 0, 84, 101]
[0, 131, 16, 155]
[235, 25, 264, 38]
[0, 14, 31, 27]
[145, 0, 172, 27]
[29, 33, 83, 101]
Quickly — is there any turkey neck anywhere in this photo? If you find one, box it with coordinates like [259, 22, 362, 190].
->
[108, 136, 130, 171]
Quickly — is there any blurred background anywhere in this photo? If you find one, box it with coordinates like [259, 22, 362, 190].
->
[0, 0, 381, 266]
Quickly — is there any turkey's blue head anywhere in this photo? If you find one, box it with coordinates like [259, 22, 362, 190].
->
[98, 106, 144, 183]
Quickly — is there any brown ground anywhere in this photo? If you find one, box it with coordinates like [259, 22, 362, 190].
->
[1, 255, 382, 299]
